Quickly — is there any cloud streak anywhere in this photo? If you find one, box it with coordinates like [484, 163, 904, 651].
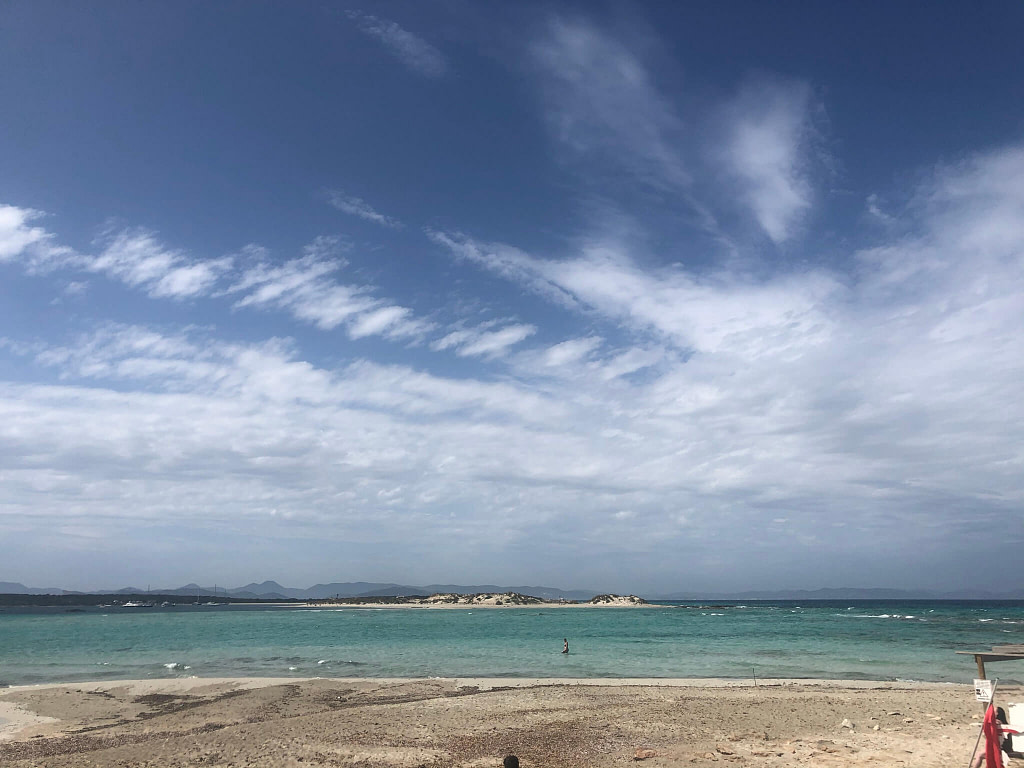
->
[91, 229, 232, 299]
[530, 17, 687, 189]
[327, 190, 403, 229]
[347, 12, 448, 78]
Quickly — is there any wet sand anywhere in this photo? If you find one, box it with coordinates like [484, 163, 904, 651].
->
[0, 677, 1011, 767]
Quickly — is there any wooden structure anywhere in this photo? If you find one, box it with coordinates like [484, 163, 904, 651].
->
[957, 645, 1024, 679]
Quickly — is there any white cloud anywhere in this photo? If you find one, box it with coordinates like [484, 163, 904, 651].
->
[349, 306, 420, 339]
[530, 18, 687, 189]
[419, 142, 1024, 585]
[722, 78, 818, 243]
[63, 281, 88, 297]
[0, 204, 50, 261]
[5, 142, 1024, 592]
[90, 229, 231, 298]
[595, 346, 664, 381]
[428, 231, 580, 309]
[327, 190, 403, 229]
[430, 321, 536, 358]
[543, 336, 601, 367]
[0, 204, 75, 269]
[434, 232, 840, 357]
[458, 324, 536, 357]
[227, 238, 432, 340]
[347, 12, 448, 78]
[430, 329, 474, 352]
[90, 229, 182, 286]
[0, 207, 229, 297]
[0, 204, 434, 348]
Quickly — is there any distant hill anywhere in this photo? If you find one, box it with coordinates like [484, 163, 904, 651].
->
[0, 581, 68, 595]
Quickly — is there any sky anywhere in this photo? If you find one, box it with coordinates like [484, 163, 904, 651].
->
[2, 1, 1024, 595]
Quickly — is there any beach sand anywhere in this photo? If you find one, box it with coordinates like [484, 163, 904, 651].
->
[0, 677, 1014, 767]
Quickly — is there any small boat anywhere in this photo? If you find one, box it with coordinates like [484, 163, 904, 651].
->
[123, 601, 155, 608]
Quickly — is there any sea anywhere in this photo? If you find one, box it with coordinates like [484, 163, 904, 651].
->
[1, 600, 1022, 687]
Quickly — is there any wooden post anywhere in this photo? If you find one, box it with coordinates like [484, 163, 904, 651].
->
[976, 654, 986, 680]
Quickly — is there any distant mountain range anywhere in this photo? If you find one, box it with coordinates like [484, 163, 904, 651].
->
[0, 580, 596, 601]
[2, 580, 1022, 600]
[653, 587, 1024, 600]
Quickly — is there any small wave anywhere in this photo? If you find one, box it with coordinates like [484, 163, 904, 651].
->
[318, 659, 328, 665]
[288, 666, 297, 671]
[163, 662, 179, 669]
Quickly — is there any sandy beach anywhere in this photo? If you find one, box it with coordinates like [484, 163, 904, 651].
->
[1, 677, 1012, 767]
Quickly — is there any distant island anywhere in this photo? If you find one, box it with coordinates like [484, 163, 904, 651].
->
[0, 590, 649, 609]
[308, 592, 649, 607]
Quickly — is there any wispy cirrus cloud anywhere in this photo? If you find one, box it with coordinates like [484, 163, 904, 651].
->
[527, 18, 736, 247]
[721, 77, 820, 243]
[542, 336, 602, 367]
[431, 321, 537, 358]
[6, 141, 1024, 592]
[227, 237, 431, 340]
[425, 141, 1024, 582]
[432, 230, 839, 357]
[0, 206, 229, 299]
[347, 12, 448, 78]
[91, 229, 232, 299]
[0, 205, 435, 343]
[327, 190, 403, 229]
[530, 17, 686, 189]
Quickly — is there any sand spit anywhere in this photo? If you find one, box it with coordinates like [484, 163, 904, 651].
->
[1, 677, 1012, 767]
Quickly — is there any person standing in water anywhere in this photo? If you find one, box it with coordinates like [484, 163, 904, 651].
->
[562, 638, 569, 654]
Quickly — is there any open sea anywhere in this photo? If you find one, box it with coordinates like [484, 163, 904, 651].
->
[1, 601, 1022, 687]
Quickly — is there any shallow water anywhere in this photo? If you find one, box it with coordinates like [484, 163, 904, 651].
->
[1, 600, 1021, 686]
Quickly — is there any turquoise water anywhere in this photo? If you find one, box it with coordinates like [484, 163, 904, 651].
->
[1, 601, 1022, 686]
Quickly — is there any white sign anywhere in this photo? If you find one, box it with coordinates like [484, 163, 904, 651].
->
[975, 679, 993, 702]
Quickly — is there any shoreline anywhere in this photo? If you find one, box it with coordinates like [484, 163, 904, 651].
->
[3, 675, 966, 693]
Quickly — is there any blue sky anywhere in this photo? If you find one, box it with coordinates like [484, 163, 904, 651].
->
[2, 1, 1024, 594]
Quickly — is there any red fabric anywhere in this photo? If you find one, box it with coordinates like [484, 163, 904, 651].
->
[984, 705, 1004, 768]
